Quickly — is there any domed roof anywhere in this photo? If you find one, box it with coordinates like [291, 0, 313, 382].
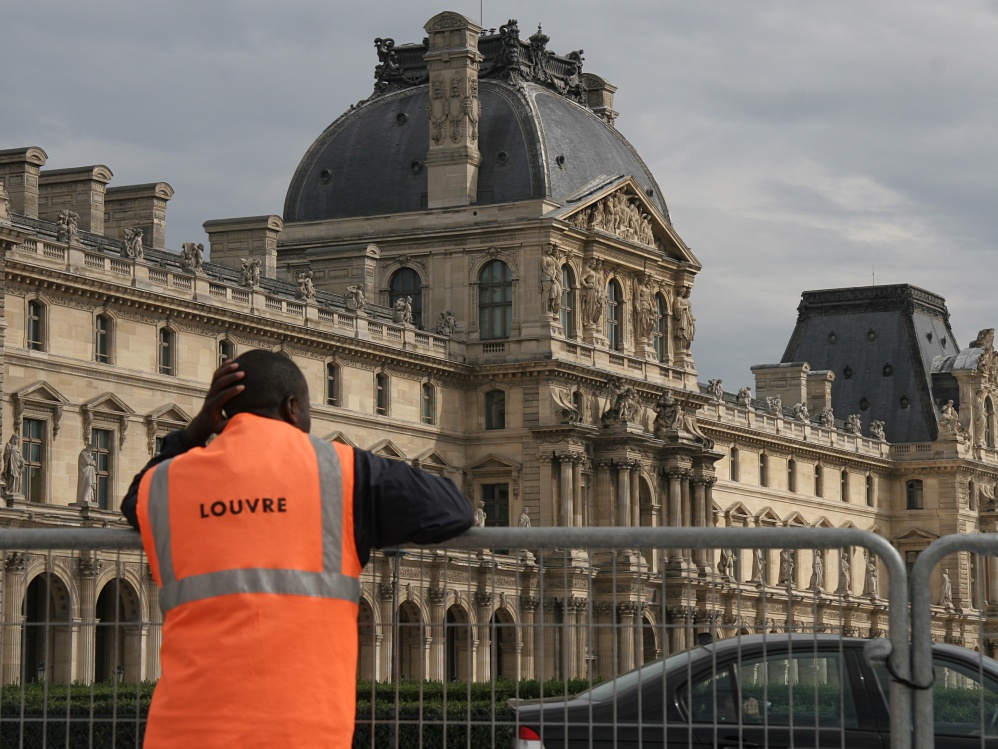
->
[284, 24, 668, 224]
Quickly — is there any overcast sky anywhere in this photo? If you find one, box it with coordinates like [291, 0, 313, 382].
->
[4, 1, 996, 389]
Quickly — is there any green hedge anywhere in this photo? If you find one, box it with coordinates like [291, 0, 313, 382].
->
[1, 678, 594, 748]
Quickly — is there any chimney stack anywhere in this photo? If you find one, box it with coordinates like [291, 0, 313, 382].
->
[0, 147, 48, 218]
[104, 182, 174, 249]
[38, 165, 113, 235]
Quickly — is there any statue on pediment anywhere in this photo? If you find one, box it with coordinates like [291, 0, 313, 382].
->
[737, 387, 752, 406]
[181, 242, 204, 274]
[239, 257, 261, 287]
[870, 420, 886, 441]
[766, 395, 783, 417]
[57, 209, 79, 244]
[124, 228, 144, 259]
[539, 244, 563, 315]
[634, 274, 657, 340]
[580, 258, 605, 326]
[296, 269, 316, 301]
[792, 402, 809, 422]
[653, 392, 683, 435]
[845, 413, 863, 435]
[938, 400, 962, 434]
[434, 309, 456, 336]
[819, 406, 835, 427]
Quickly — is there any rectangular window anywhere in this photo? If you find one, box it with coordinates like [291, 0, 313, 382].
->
[421, 383, 435, 425]
[159, 329, 174, 375]
[95, 315, 111, 363]
[485, 390, 506, 430]
[481, 483, 510, 527]
[91, 428, 113, 510]
[154, 436, 166, 456]
[27, 301, 45, 352]
[375, 373, 390, 416]
[22, 418, 46, 503]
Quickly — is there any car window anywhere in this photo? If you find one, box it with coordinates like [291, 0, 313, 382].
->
[685, 666, 739, 723]
[932, 660, 998, 738]
[733, 651, 859, 728]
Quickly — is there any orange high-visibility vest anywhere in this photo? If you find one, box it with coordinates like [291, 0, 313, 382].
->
[137, 413, 362, 749]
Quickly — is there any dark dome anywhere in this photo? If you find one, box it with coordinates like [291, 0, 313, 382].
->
[284, 80, 669, 223]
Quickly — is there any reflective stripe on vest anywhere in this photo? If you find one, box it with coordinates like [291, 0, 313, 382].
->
[146, 435, 360, 613]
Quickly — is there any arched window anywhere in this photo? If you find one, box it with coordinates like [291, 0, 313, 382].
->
[375, 372, 390, 416]
[986, 397, 995, 449]
[560, 264, 575, 338]
[422, 382, 435, 425]
[759, 453, 768, 487]
[27, 300, 46, 351]
[606, 278, 622, 351]
[478, 260, 512, 340]
[814, 464, 824, 497]
[218, 339, 234, 366]
[484, 390, 506, 430]
[729, 447, 740, 482]
[841, 470, 850, 502]
[788, 458, 797, 493]
[158, 328, 175, 376]
[326, 363, 339, 406]
[969, 480, 978, 511]
[866, 475, 874, 507]
[389, 268, 423, 328]
[653, 293, 668, 362]
[95, 314, 112, 363]
[906, 479, 924, 510]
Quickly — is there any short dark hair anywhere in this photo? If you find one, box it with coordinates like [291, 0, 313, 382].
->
[225, 349, 309, 417]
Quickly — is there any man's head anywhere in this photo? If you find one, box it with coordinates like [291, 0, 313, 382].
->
[225, 349, 311, 433]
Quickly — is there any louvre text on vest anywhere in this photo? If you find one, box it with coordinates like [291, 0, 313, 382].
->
[199, 498, 288, 518]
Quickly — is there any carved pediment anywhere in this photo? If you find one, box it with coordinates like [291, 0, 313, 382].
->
[812, 516, 835, 529]
[784, 511, 808, 528]
[894, 528, 939, 544]
[324, 431, 357, 447]
[145, 404, 192, 455]
[561, 178, 699, 265]
[754, 506, 781, 526]
[369, 439, 406, 461]
[12, 381, 70, 438]
[414, 448, 452, 469]
[468, 454, 521, 472]
[82, 393, 135, 448]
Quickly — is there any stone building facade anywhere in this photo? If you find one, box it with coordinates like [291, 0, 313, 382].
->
[1, 11, 997, 686]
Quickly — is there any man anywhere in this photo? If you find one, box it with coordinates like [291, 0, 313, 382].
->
[121, 350, 473, 748]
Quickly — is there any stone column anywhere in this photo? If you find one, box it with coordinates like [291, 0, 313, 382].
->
[475, 592, 493, 683]
[594, 602, 616, 679]
[76, 556, 101, 684]
[427, 588, 447, 681]
[573, 458, 584, 527]
[1, 554, 26, 685]
[616, 463, 631, 527]
[596, 461, 613, 526]
[681, 473, 694, 568]
[145, 575, 163, 682]
[562, 598, 579, 680]
[667, 471, 683, 566]
[693, 479, 708, 573]
[559, 456, 574, 528]
[519, 597, 539, 680]
[630, 464, 641, 528]
[989, 555, 998, 607]
[617, 602, 637, 673]
[541, 599, 559, 680]
[538, 454, 555, 526]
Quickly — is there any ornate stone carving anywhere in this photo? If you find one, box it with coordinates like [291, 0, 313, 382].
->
[792, 402, 809, 422]
[633, 274, 658, 341]
[2, 433, 25, 498]
[427, 75, 448, 145]
[473, 501, 486, 527]
[427, 587, 448, 605]
[579, 258, 605, 326]
[0, 179, 10, 223]
[5, 552, 26, 573]
[845, 413, 863, 435]
[57, 209, 79, 244]
[572, 189, 656, 247]
[717, 548, 734, 580]
[539, 243, 563, 315]
[392, 296, 413, 326]
[937, 400, 963, 435]
[519, 595, 540, 612]
[939, 569, 953, 608]
[77, 555, 103, 577]
[239, 257, 261, 287]
[551, 386, 583, 425]
[778, 548, 794, 587]
[434, 310, 456, 336]
[708, 379, 724, 402]
[810, 549, 824, 593]
[864, 555, 879, 598]
[869, 420, 886, 441]
[123, 228, 143, 259]
[819, 406, 835, 427]
[77, 447, 97, 504]
[295, 269, 316, 300]
[180, 242, 204, 274]
[750, 548, 765, 583]
[474, 591, 494, 608]
[765, 396, 783, 417]
[601, 380, 639, 424]
[345, 285, 366, 313]
[465, 78, 481, 143]
[737, 387, 753, 407]
[653, 391, 683, 435]
[672, 286, 695, 348]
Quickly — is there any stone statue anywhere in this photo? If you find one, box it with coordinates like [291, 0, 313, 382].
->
[0, 178, 10, 223]
[819, 406, 835, 428]
[846, 413, 863, 435]
[792, 402, 810, 422]
[750, 548, 765, 583]
[974, 391, 987, 446]
[181, 242, 205, 274]
[123, 228, 144, 259]
[869, 420, 886, 441]
[737, 387, 753, 407]
[345, 285, 366, 313]
[708, 379, 724, 402]
[296, 269, 316, 301]
[2, 433, 24, 497]
[766, 395, 783, 417]
[519, 508, 531, 527]
[539, 244, 562, 315]
[434, 310, 456, 336]
[77, 448, 97, 504]
[473, 500, 487, 528]
[864, 556, 879, 598]
[672, 285, 695, 348]
[551, 387, 583, 424]
[634, 275, 657, 340]
[778, 548, 794, 586]
[57, 209, 79, 244]
[653, 391, 683, 435]
[579, 258, 604, 326]
[837, 549, 852, 594]
[810, 549, 824, 592]
[718, 548, 734, 579]
[938, 400, 961, 434]
[428, 76, 447, 145]
[392, 296, 413, 325]
[239, 257, 261, 287]
[939, 569, 953, 607]
[604, 386, 638, 423]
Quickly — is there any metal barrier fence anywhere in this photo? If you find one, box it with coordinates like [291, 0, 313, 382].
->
[0, 526, 920, 748]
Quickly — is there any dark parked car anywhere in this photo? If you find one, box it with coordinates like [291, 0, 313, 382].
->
[512, 634, 998, 748]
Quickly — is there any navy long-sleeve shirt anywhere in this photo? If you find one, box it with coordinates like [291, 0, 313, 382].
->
[121, 428, 473, 567]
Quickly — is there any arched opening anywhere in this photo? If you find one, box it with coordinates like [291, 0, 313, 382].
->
[396, 601, 423, 681]
[94, 577, 141, 683]
[490, 608, 517, 680]
[445, 606, 472, 682]
[357, 599, 376, 681]
[787, 458, 797, 493]
[729, 447, 740, 482]
[389, 267, 423, 328]
[642, 616, 659, 665]
[638, 477, 656, 569]
[654, 293, 668, 362]
[22, 573, 72, 684]
[606, 278, 622, 351]
[560, 265, 575, 338]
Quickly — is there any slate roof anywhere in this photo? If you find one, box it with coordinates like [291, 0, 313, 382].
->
[781, 285, 960, 443]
